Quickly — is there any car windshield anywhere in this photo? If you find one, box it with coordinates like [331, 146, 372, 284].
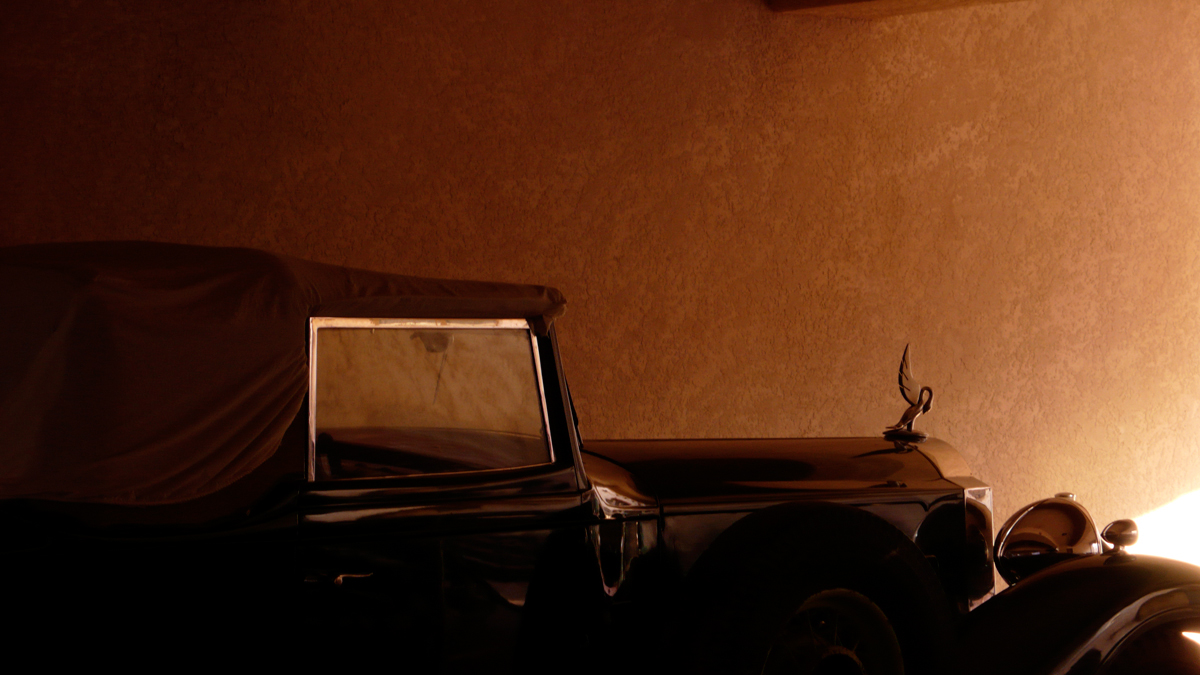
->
[312, 324, 550, 479]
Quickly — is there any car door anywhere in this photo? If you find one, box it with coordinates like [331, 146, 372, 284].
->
[296, 318, 591, 670]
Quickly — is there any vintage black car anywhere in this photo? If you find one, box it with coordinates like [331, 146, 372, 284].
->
[1, 241, 1198, 673]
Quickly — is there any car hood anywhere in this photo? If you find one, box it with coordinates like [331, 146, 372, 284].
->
[581, 437, 954, 508]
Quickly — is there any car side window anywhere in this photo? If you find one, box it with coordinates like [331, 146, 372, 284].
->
[309, 319, 553, 480]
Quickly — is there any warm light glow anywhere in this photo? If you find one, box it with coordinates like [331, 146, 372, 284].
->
[1128, 488, 1200, 567]
[1186, 632, 1200, 646]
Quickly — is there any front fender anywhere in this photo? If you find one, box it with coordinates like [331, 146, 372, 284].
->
[957, 553, 1200, 674]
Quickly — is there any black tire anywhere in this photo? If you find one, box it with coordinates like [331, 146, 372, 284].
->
[763, 588, 905, 675]
[679, 503, 954, 675]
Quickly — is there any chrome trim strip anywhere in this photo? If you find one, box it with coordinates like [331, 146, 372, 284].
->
[529, 333, 556, 465]
[307, 318, 318, 482]
[309, 317, 529, 330]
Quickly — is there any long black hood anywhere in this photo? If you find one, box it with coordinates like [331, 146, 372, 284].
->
[581, 437, 954, 507]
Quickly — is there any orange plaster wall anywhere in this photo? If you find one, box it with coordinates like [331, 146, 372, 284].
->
[4, 0, 1200, 528]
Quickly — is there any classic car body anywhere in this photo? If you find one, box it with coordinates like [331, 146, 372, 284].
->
[1, 241, 1198, 673]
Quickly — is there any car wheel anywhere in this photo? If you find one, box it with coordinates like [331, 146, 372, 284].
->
[678, 503, 953, 675]
[762, 588, 904, 675]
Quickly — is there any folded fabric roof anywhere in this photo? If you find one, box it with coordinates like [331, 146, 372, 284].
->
[0, 241, 565, 504]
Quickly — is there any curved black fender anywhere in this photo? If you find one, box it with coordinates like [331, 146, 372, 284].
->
[957, 553, 1200, 675]
[674, 501, 956, 674]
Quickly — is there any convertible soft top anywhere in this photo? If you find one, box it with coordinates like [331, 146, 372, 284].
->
[0, 241, 565, 505]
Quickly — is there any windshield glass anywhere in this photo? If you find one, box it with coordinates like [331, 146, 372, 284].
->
[312, 325, 550, 478]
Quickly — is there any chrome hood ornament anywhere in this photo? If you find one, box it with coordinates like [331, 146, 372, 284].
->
[884, 344, 933, 442]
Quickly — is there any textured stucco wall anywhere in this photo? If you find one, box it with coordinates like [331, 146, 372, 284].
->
[5, 0, 1200, 532]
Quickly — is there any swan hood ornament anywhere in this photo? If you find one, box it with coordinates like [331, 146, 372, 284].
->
[884, 344, 933, 443]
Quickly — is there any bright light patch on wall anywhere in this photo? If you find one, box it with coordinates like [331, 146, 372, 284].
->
[1128, 488, 1200, 567]
[1186, 632, 1200, 646]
